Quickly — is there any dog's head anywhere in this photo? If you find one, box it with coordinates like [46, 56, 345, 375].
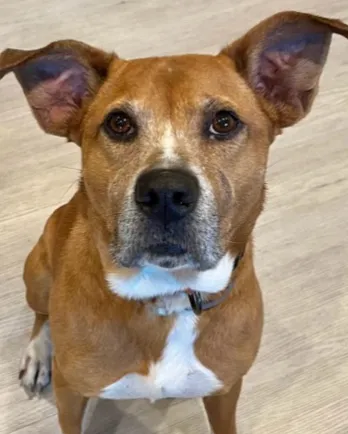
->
[1, 12, 347, 296]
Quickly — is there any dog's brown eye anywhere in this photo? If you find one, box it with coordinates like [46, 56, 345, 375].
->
[104, 111, 136, 140]
[209, 111, 240, 138]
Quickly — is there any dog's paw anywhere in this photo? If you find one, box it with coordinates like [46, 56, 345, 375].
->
[19, 321, 52, 398]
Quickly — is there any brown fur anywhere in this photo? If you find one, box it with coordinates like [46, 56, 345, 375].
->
[1, 11, 348, 434]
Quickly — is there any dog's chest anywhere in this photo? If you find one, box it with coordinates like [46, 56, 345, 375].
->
[99, 312, 222, 402]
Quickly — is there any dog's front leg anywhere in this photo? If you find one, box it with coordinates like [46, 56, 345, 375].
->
[53, 359, 88, 434]
[203, 379, 243, 434]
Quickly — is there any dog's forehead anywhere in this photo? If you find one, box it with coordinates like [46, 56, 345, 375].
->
[101, 54, 246, 110]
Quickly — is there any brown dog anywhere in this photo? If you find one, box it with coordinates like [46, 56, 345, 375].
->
[0, 11, 347, 434]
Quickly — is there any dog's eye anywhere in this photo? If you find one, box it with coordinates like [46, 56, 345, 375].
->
[209, 111, 240, 139]
[103, 111, 136, 140]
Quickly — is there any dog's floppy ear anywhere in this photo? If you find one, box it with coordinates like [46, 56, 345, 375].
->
[221, 11, 348, 128]
[0, 40, 115, 142]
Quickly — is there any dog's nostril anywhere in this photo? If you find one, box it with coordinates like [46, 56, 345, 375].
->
[141, 190, 160, 207]
[172, 191, 191, 207]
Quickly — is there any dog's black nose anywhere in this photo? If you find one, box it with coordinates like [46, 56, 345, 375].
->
[135, 169, 199, 224]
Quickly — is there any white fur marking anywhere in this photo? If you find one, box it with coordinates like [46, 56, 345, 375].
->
[100, 312, 222, 401]
[161, 124, 179, 163]
[19, 321, 52, 395]
[153, 292, 192, 316]
[107, 253, 235, 300]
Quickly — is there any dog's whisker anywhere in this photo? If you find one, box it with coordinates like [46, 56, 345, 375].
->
[59, 180, 78, 202]
[58, 166, 80, 172]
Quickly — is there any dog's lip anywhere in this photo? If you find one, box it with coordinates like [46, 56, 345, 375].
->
[147, 243, 187, 256]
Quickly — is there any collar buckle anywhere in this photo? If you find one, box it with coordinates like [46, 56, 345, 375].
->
[187, 291, 203, 315]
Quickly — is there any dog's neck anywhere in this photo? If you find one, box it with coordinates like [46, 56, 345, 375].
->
[105, 252, 245, 317]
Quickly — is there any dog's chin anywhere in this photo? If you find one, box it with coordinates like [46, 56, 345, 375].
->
[116, 245, 217, 272]
[123, 252, 197, 271]
[140, 253, 194, 270]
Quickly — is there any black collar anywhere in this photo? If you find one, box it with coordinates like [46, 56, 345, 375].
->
[186, 252, 243, 315]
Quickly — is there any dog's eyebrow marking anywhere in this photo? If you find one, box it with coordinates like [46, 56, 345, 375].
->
[161, 123, 179, 163]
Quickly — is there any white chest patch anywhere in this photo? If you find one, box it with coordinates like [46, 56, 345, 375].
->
[99, 312, 222, 402]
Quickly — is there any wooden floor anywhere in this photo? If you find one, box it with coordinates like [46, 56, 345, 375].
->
[0, 0, 347, 433]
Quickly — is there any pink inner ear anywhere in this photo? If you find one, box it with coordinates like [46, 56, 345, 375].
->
[262, 50, 298, 78]
[254, 49, 301, 100]
[21, 60, 91, 136]
[253, 28, 330, 105]
[27, 72, 73, 131]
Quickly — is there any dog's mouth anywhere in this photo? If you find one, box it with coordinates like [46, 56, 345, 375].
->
[113, 238, 197, 270]
[141, 243, 192, 269]
[114, 208, 223, 271]
[147, 243, 187, 257]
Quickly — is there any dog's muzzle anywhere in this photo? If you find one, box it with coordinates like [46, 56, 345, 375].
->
[114, 168, 222, 270]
